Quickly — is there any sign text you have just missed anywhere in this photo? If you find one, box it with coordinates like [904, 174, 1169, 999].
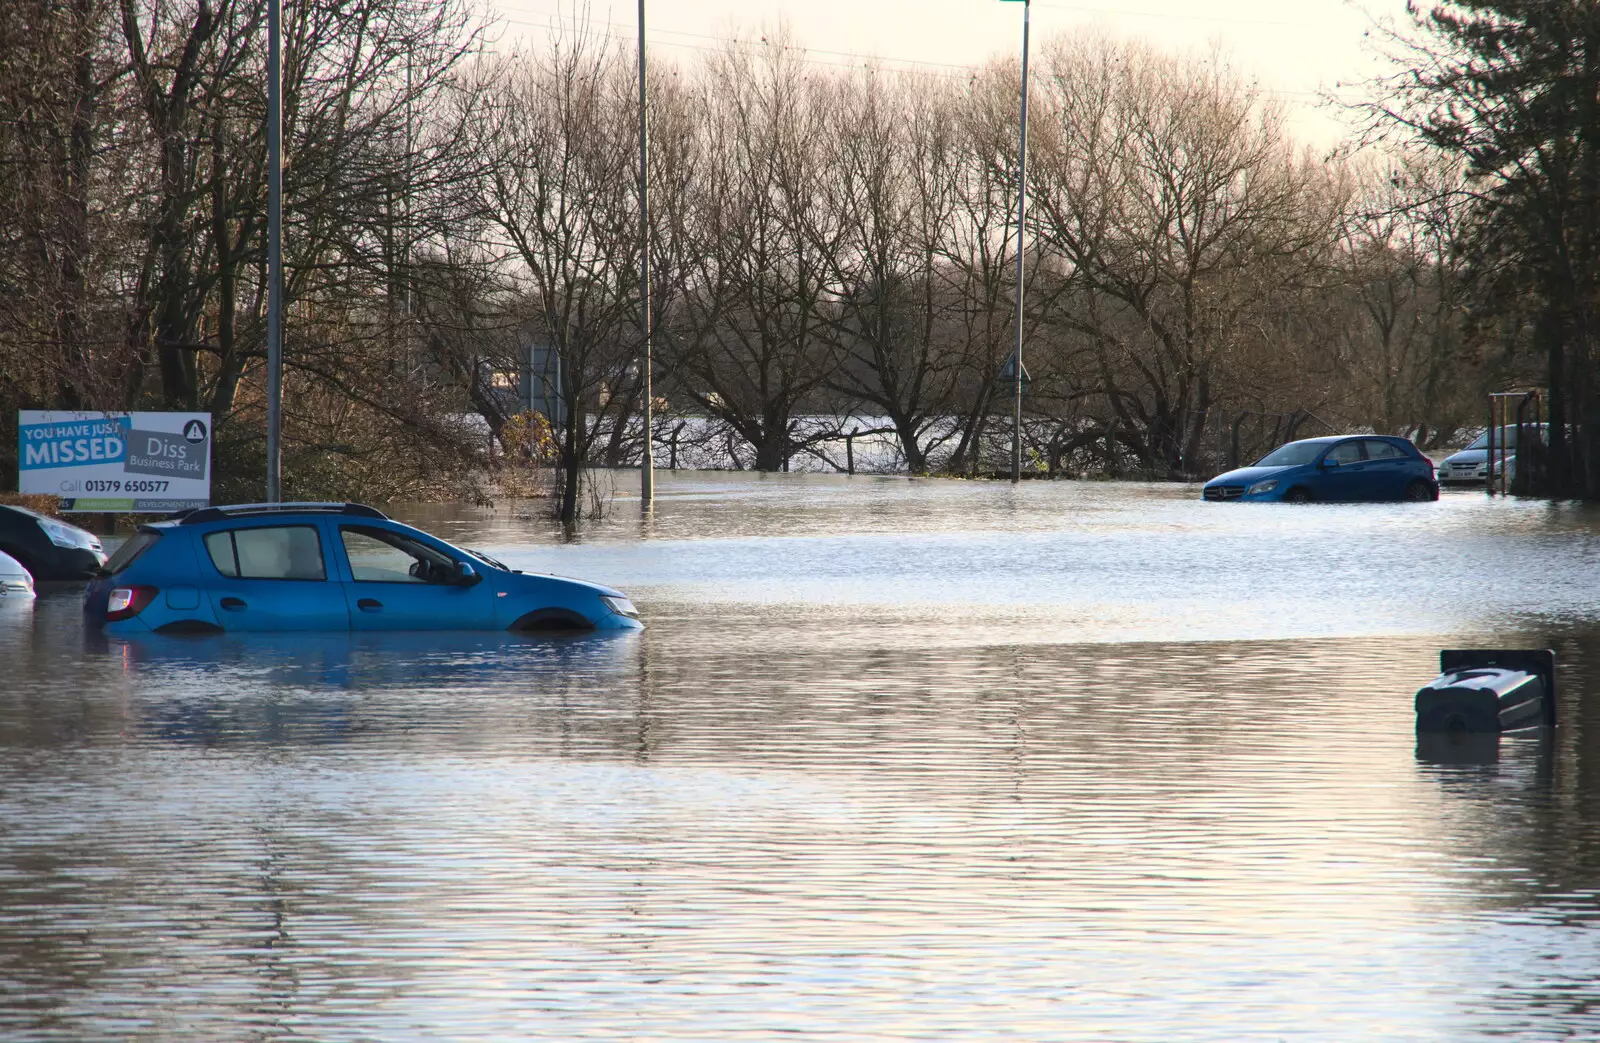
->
[19, 417, 127, 468]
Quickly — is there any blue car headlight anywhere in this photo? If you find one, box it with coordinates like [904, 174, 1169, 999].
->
[1247, 479, 1279, 495]
[599, 595, 638, 618]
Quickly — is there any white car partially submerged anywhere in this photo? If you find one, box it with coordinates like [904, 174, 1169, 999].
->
[0, 549, 35, 598]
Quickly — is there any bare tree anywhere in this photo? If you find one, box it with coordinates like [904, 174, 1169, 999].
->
[468, 34, 645, 523]
[818, 70, 973, 472]
[672, 32, 845, 472]
[1031, 38, 1333, 476]
[1334, 152, 1482, 443]
[0, 0, 120, 416]
[939, 62, 1030, 474]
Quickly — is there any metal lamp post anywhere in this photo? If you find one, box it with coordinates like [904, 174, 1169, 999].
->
[265, 0, 283, 502]
[638, 0, 655, 507]
[1002, 0, 1030, 483]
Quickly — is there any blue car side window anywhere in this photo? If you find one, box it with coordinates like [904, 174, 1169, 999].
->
[203, 532, 238, 577]
[203, 526, 326, 581]
[1326, 441, 1365, 465]
[340, 525, 456, 584]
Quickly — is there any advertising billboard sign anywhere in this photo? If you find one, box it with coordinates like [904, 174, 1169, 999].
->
[18, 410, 212, 512]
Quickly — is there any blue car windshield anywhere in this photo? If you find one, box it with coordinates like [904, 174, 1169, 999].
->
[466, 548, 509, 571]
[1253, 443, 1324, 467]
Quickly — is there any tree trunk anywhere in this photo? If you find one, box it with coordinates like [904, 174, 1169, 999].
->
[947, 383, 993, 475]
[752, 432, 788, 472]
[207, 130, 247, 418]
[53, 0, 96, 408]
[559, 405, 581, 527]
[894, 412, 928, 473]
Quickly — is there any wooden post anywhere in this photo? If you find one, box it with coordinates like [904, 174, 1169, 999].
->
[846, 430, 856, 475]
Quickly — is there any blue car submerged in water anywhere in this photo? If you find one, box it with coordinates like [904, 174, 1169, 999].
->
[1202, 436, 1439, 503]
[85, 502, 643, 634]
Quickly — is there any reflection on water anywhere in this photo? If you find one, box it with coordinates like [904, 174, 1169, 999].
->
[1, 474, 1598, 1040]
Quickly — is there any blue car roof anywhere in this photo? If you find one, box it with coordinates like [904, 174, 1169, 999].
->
[173, 502, 387, 526]
[1284, 435, 1414, 446]
[140, 503, 392, 536]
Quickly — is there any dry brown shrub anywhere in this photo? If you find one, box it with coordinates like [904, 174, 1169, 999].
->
[0, 493, 63, 517]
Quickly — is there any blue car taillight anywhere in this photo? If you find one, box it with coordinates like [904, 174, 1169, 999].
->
[106, 585, 158, 621]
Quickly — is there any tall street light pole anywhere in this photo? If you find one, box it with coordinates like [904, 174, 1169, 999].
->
[1007, 0, 1030, 484]
[638, 0, 655, 507]
[265, 0, 283, 502]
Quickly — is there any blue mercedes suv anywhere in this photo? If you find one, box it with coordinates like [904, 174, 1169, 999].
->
[85, 502, 643, 634]
[1202, 436, 1439, 503]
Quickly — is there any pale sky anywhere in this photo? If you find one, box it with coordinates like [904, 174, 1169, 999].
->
[489, 0, 1419, 148]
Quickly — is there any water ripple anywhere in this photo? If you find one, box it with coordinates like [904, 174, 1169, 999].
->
[1, 476, 1598, 1039]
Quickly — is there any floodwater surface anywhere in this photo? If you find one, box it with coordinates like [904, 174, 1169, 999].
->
[2, 473, 1598, 1040]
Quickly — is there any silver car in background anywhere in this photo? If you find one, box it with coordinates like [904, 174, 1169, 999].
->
[0, 549, 35, 598]
[1437, 424, 1547, 485]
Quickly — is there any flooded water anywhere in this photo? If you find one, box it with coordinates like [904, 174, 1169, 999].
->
[3, 473, 1599, 1040]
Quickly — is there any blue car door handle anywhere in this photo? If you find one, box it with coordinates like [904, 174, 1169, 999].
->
[357, 598, 382, 612]
[220, 596, 246, 610]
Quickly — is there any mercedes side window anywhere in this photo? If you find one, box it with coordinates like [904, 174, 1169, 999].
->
[1326, 441, 1365, 465]
[341, 526, 456, 584]
[203, 526, 326, 581]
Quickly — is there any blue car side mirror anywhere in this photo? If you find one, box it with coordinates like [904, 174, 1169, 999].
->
[1321, 459, 1339, 469]
[453, 561, 482, 587]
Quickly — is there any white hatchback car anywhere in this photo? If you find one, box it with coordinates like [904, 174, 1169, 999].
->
[0, 549, 35, 598]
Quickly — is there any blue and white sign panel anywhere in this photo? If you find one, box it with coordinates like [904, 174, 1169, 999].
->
[19, 410, 211, 512]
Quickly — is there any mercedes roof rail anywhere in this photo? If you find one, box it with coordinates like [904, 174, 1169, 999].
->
[176, 502, 388, 525]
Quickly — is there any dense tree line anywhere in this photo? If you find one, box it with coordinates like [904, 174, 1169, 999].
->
[455, 26, 1491, 503]
[2, 1, 1496, 518]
